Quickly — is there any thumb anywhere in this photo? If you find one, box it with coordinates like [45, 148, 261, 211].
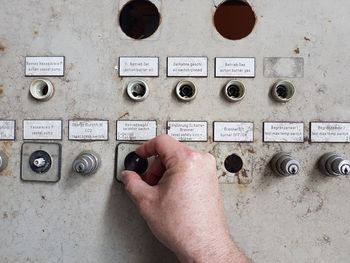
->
[120, 170, 155, 205]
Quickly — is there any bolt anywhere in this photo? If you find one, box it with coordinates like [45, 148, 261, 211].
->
[340, 164, 350, 175]
[34, 158, 46, 168]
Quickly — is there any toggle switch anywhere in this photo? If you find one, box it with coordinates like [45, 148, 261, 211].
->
[318, 153, 350, 176]
[0, 150, 8, 172]
[21, 143, 61, 182]
[73, 152, 100, 175]
[270, 152, 301, 176]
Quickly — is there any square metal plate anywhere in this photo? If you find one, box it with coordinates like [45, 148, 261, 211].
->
[21, 142, 62, 183]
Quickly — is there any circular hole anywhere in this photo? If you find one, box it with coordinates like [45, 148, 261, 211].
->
[176, 81, 197, 101]
[214, 0, 256, 40]
[131, 83, 146, 98]
[224, 80, 246, 102]
[119, 0, 160, 40]
[127, 80, 149, 101]
[224, 154, 243, 173]
[227, 85, 241, 98]
[276, 85, 288, 99]
[179, 85, 194, 98]
[124, 151, 148, 175]
[30, 79, 54, 101]
[271, 80, 295, 102]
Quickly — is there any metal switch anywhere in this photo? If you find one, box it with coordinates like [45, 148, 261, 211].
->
[318, 153, 350, 176]
[73, 152, 100, 175]
[270, 152, 301, 176]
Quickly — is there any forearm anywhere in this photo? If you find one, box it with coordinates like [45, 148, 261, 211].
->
[177, 236, 249, 263]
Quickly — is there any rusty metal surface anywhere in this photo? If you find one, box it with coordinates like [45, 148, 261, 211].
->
[0, 0, 349, 262]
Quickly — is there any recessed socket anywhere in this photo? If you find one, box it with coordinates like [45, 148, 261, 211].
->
[21, 143, 61, 182]
[73, 151, 100, 175]
[30, 79, 54, 101]
[126, 80, 149, 101]
[0, 150, 8, 172]
[270, 152, 300, 176]
[318, 153, 350, 177]
[224, 154, 243, 173]
[175, 80, 197, 102]
[271, 80, 295, 102]
[223, 80, 246, 102]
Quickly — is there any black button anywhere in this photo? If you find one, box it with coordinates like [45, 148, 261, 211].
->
[124, 151, 148, 175]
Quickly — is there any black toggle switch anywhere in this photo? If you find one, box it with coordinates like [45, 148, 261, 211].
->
[124, 151, 148, 175]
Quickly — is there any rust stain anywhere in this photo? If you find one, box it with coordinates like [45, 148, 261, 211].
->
[294, 47, 300, 54]
[0, 42, 5, 52]
[247, 148, 256, 154]
[304, 37, 311, 41]
[118, 112, 129, 120]
[0, 141, 13, 176]
[0, 86, 4, 96]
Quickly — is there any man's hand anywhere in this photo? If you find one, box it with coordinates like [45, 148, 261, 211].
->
[120, 134, 248, 263]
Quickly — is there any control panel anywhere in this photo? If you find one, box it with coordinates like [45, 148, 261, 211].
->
[0, 0, 349, 262]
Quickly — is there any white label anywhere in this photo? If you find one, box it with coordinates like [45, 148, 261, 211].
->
[167, 57, 208, 77]
[0, 120, 15, 140]
[25, 56, 65, 76]
[69, 120, 109, 141]
[310, 122, 350, 142]
[264, 122, 304, 142]
[119, 57, 159, 77]
[117, 121, 157, 141]
[167, 121, 208, 141]
[23, 120, 62, 140]
[215, 58, 255, 77]
[214, 122, 254, 142]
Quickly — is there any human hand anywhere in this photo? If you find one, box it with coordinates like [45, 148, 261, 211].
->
[120, 135, 248, 263]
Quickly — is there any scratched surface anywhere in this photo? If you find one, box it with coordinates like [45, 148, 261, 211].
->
[0, 0, 350, 262]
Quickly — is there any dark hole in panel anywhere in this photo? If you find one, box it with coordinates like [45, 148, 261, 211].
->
[119, 0, 160, 40]
[224, 154, 243, 173]
[214, 0, 256, 40]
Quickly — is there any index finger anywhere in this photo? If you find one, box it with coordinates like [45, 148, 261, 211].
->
[136, 134, 185, 161]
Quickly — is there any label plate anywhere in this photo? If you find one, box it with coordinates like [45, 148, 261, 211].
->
[264, 122, 304, 142]
[214, 122, 254, 142]
[167, 57, 208, 77]
[23, 120, 62, 140]
[69, 120, 109, 141]
[310, 122, 350, 143]
[215, 57, 255, 78]
[167, 121, 208, 141]
[119, 57, 159, 77]
[0, 120, 16, 140]
[117, 120, 157, 141]
[25, 56, 65, 77]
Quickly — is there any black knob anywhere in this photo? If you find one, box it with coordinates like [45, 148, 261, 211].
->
[124, 152, 148, 175]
